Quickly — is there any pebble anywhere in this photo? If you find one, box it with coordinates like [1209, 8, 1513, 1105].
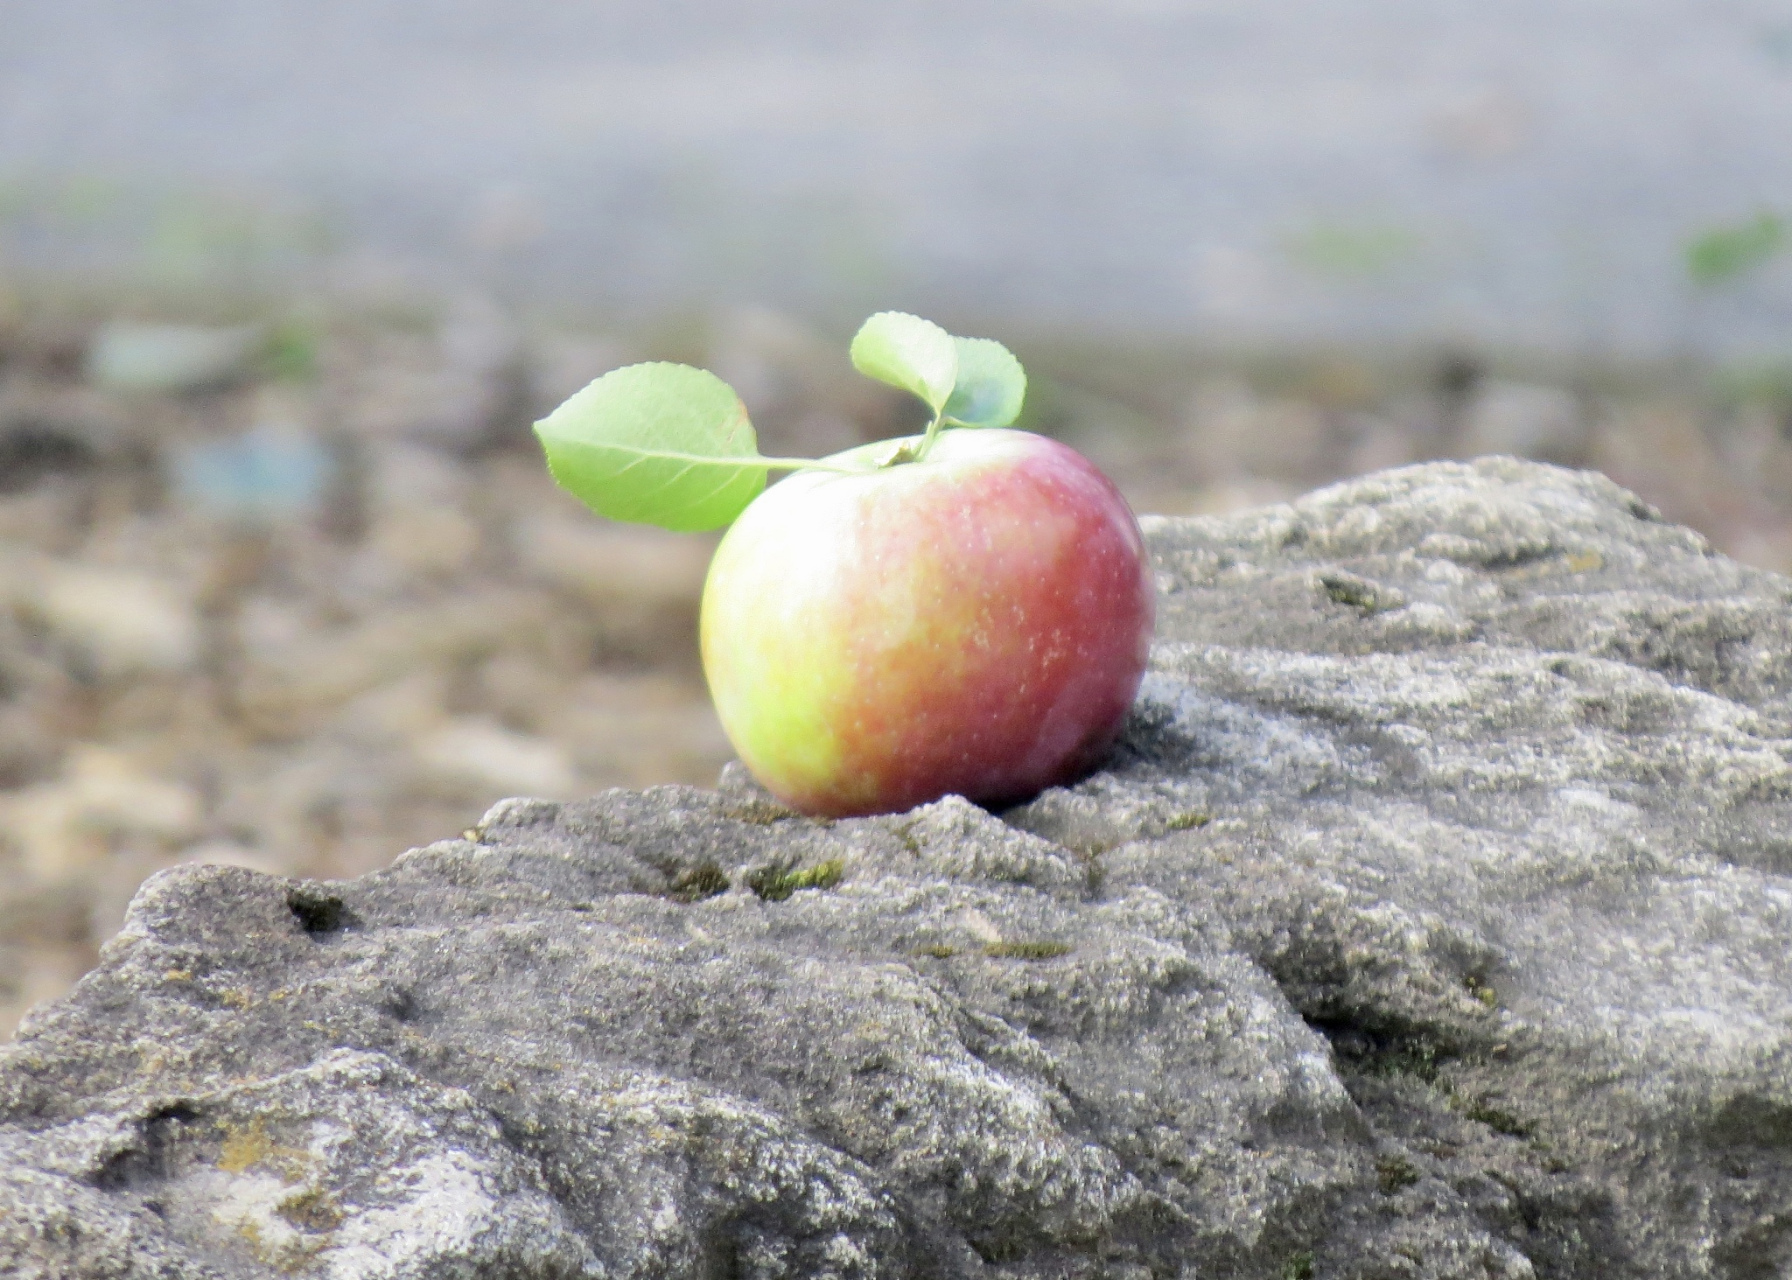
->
[85, 322, 263, 393]
[16, 561, 200, 679]
[413, 717, 581, 799]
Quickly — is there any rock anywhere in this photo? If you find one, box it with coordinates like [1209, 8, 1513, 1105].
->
[510, 512, 711, 610]
[343, 441, 483, 585]
[364, 505, 482, 579]
[84, 322, 264, 393]
[10, 560, 200, 680]
[534, 670, 732, 787]
[509, 511, 712, 663]
[6, 458, 1792, 1277]
[411, 717, 581, 799]
[0, 385, 125, 494]
[172, 425, 333, 524]
[0, 745, 207, 983]
[0, 380, 159, 516]
[230, 589, 549, 737]
[0, 745, 204, 882]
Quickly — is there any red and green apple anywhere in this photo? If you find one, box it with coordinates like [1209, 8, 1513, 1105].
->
[534, 312, 1154, 818]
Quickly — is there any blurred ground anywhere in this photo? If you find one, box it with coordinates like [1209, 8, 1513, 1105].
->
[5, 296, 1792, 1036]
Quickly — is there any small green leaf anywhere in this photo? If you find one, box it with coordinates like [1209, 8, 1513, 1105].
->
[849, 312, 958, 412]
[943, 336, 1026, 427]
[533, 362, 766, 532]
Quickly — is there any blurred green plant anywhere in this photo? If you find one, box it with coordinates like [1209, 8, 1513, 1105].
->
[0, 170, 337, 301]
[146, 192, 294, 283]
[264, 318, 322, 382]
[1710, 358, 1792, 410]
[0, 173, 126, 228]
[1685, 212, 1785, 288]
[1283, 220, 1422, 282]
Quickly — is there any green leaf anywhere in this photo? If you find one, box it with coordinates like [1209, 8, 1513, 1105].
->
[942, 336, 1026, 427]
[849, 312, 958, 412]
[533, 362, 766, 532]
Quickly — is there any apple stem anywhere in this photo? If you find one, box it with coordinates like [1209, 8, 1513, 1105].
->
[881, 411, 946, 467]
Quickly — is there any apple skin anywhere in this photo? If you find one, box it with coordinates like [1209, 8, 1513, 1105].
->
[700, 427, 1154, 818]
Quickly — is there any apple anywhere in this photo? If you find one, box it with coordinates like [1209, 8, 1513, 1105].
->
[533, 311, 1156, 818]
[699, 427, 1154, 817]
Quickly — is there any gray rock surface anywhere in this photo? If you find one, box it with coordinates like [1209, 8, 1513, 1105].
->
[6, 456, 1792, 1278]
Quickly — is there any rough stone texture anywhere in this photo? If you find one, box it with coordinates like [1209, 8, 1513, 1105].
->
[6, 456, 1792, 1278]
